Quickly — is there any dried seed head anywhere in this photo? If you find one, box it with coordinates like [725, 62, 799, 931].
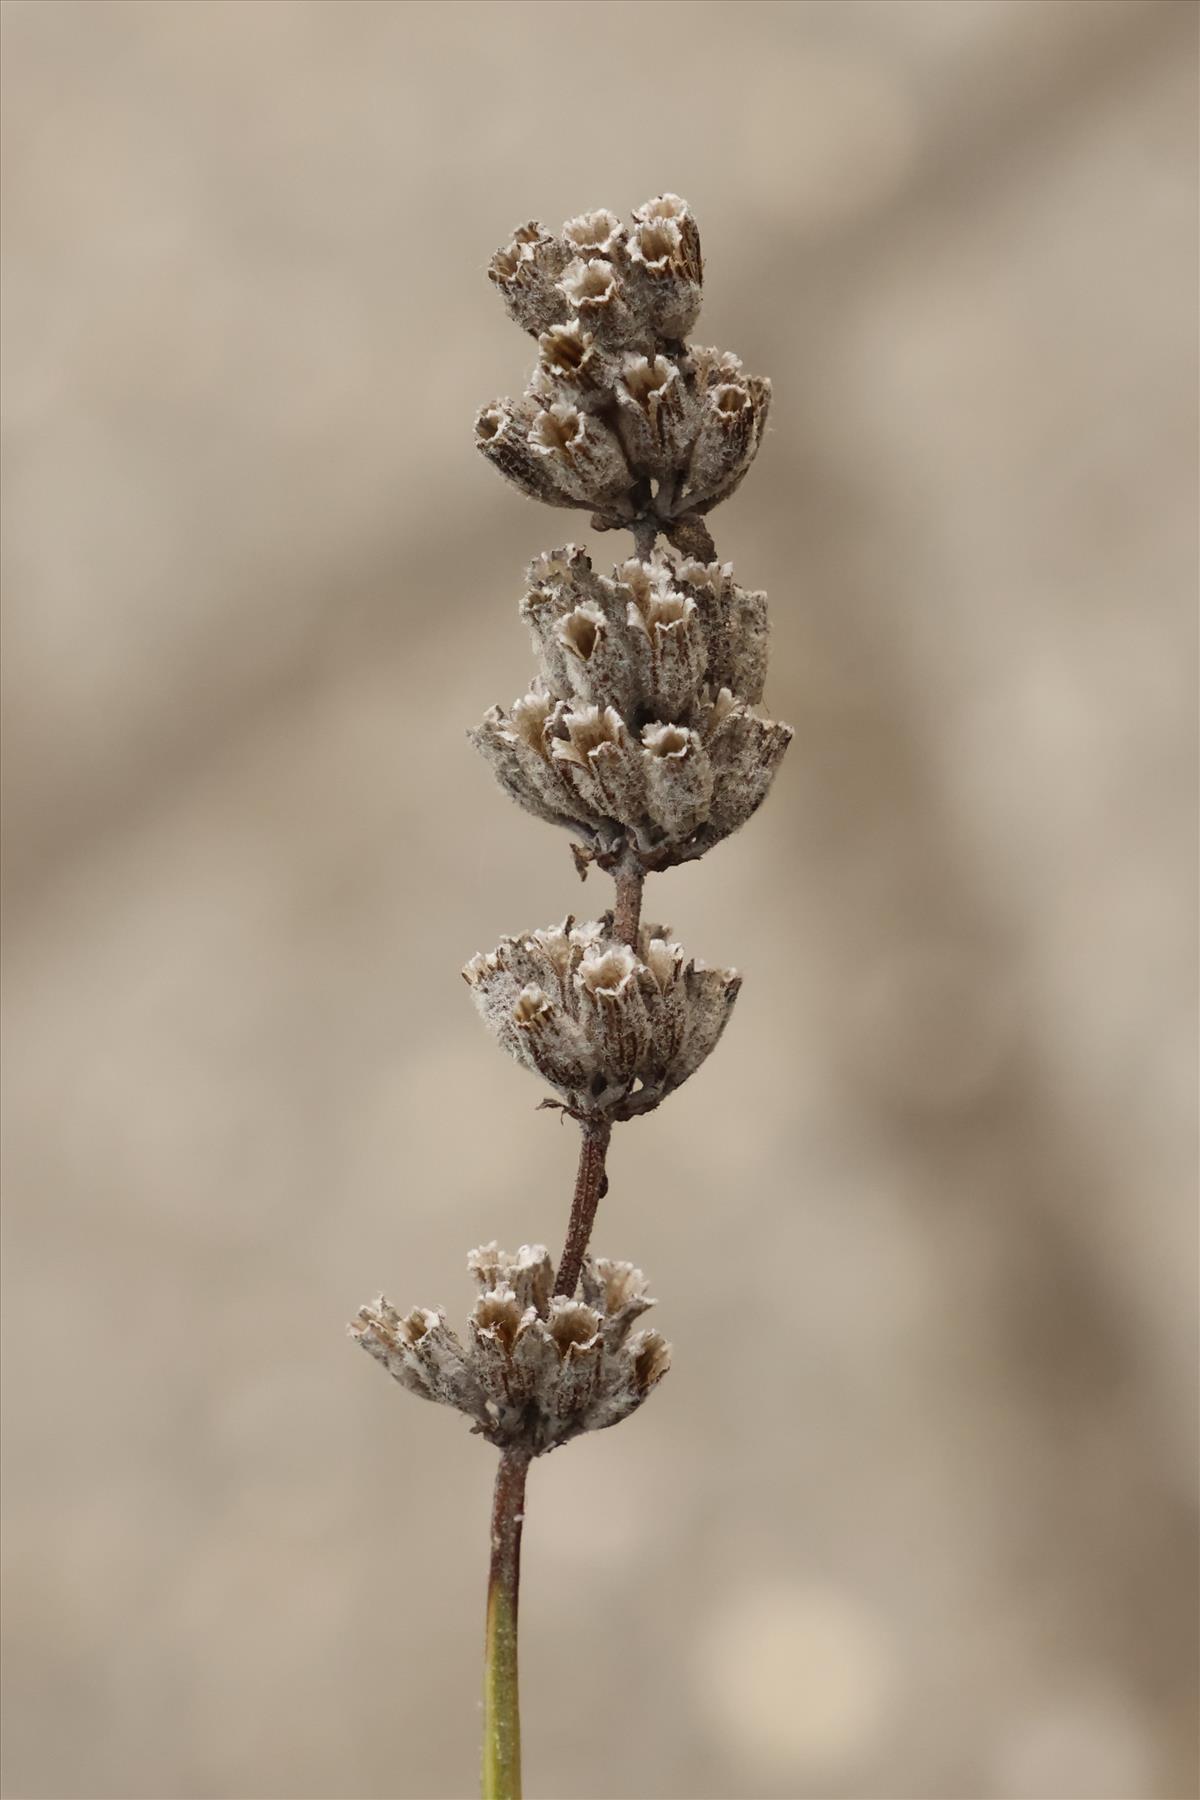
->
[351, 1247, 670, 1454]
[473, 546, 789, 865]
[462, 914, 741, 1117]
[472, 677, 790, 865]
[516, 545, 771, 717]
[480, 199, 772, 532]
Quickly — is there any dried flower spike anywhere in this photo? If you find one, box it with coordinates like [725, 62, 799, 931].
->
[355, 197, 788, 1800]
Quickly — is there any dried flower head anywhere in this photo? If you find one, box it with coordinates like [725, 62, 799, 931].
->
[463, 914, 740, 1118]
[476, 196, 769, 532]
[470, 544, 790, 869]
[351, 1245, 670, 1455]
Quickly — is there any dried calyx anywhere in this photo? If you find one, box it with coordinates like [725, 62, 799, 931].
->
[351, 1244, 670, 1455]
[478, 194, 768, 535]
[463, 913, 740, 1120]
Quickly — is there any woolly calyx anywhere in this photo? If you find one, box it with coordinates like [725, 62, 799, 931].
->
[462, 915, 740, 1119]
[474, 399, 579, 510]
[633, 193, 703, 283]
[625, 218, 702, 340]
[528, 403, 633, 507]
[488, 224, 572, 337]
[350, 1246, 670, 1455]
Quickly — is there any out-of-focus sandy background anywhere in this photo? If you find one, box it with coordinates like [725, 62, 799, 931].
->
[2, 2, 1197, 1797]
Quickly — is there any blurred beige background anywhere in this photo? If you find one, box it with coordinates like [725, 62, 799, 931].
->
[2, 2, 1197, 1797]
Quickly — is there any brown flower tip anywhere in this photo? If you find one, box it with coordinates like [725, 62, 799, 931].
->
[463, 915, 740, 1118]
[351, 1247, 670, 1454]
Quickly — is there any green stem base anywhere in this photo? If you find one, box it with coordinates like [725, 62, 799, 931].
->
[483, 1447, 530, 1800]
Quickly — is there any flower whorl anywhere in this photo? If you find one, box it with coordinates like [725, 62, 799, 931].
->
[464, 913, 740, 1119]
[478, 196, 769, 527]
[351, 1245, 670, 1455]
[471, 544, 791, 867]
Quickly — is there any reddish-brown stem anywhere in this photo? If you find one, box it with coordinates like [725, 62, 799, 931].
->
[554, 833, 641, 1304]
[554, 1116, 612, 1298]
[612, 857, 644, 948]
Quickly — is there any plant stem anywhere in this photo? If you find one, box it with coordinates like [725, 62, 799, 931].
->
[632, 516, 658, 559]
[486, 601, 645, 1793]
[482, 1446, 531, 1800]
[612, 856, 644, 948]
[483, 1113, 613, 1795]
[554, 1116, 612, 1299]
[481, 1122, 618, 1800]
